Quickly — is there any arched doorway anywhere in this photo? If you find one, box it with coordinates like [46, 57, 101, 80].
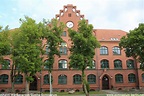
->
[30, 76, 37, 90]
[102, 75, 109, 90]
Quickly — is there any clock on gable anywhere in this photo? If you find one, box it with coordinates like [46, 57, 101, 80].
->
[66, 21, 74, 28]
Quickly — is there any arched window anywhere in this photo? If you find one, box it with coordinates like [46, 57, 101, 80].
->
[100, 46, 108, 55]
[43, 74, 53, 84]
[115, 74, 123, 83]
[58, 75, 67, 84]
[87, 74, 96, 84]
[128, 73, 136, 83]
[45, 43, 50, 54]
[44, 59, 53, 69]
[44, 74, 49, 84]
[113, 46, 121, 55]
[142, 74, 144, 82]
[127, 59, 134, 69]
[0, 74, 8, 84]
[15, 74, 23, 84]
[58, 60, 67, 69]
[73, 74, 81, 84]
[59, 42, 67, 55]
[101, 59, 109, 69]
[114, 60, 122, 69]
[2, 59, 10, 69]
[87, 60, 96, 69]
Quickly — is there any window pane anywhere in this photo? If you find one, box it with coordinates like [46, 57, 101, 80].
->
[142, 74, 144, 82]
[58, 75, 67, 84]
[45, 45, 49, 54]
[2, 59, 10, 69]
[44, 74, 53, 84]
[15, 75, 23, 84]
[44, 60, 53, 69]
[44, 60, 49, 69]
[128, 74, 136, 83]
[87, 60, 96, 69]
[101, 60, 109, 68]
[73, 74, 81, 84]
[100, 46, 108, 55]
[59, 60, 67, 69]
[115, 74, 123, 83]
[61, 31, 66, 36]
[113, 47, 121, 55]
[114, 60, 122, 69]
[87, 74, 96, 84]
[59, 42, 67, 55]
[127, 60, 134, 69]
[0, 74, 8, 84]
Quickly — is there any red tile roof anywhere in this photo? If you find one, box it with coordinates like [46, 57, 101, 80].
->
[94, 29, 127, 41]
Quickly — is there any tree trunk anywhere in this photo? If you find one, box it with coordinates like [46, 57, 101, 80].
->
[83, 84, 89, 96]
[10, 64, 15, 93]
[11, 81, 15, 93]
[82, 70, 89, 96]
[49, 72, 53, 96]
[25, 80, 30, 95]
[135, 58, 140, 89]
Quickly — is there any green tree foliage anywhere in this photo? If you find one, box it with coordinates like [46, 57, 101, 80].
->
[68, 19, 100, 96]
[10, 29, 22, 93]
[119, 23, 144, 69]
[43, 19, 64, 72]
[0, 26, 17, 93]
[0, 26, 11, 64]
[12, 16, 44, 94]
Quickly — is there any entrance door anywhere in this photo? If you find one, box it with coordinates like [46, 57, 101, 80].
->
[30, 76, 37, 90]
[102, 75, 109, 90]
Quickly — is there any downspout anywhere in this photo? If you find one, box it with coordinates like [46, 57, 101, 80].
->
[94, 30, 100, 90]
[96, 48, 100, 90]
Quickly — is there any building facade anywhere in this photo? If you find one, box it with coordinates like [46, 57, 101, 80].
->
[0, 4, 144, 93]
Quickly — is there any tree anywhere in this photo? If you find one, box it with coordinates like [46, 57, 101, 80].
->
[0, 26, 17, 93]
[68, 19, 100, 96]
[10, 29, 22, 93]
[42, 19, 64, 95]
[119, 23, 144, 70]
[12, 16, 44, 94]
[0, 26, 11, 63]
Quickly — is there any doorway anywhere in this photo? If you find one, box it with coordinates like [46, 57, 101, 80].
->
[102, 75, 109, 90]
[30, 76, 37, 90]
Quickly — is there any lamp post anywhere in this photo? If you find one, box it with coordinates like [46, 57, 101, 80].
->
[49, 73, 52, 96]
[40, 71, 42, 96]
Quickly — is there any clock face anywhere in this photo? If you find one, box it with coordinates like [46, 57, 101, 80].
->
[66, 21, 74, 28]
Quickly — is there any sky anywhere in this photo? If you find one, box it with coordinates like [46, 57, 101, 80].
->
[0, 0, 143, 32]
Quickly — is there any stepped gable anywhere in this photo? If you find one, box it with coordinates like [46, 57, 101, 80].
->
[55, 4, 88, 30]
[55, 4, 84, 20]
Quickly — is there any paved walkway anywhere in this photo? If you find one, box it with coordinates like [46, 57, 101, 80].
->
[102, 90, 121, 94]
[102, 89, 144, 94]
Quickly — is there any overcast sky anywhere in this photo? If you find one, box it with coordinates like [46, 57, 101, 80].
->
[0, 0, 143, 32]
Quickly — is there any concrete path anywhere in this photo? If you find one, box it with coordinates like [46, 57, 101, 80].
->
[101, 90, 121, 94]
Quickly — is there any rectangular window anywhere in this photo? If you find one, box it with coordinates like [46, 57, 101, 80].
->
[61, 31, 66, 36]
[142, 74, 144, 82]
[68, 13, 71, 17]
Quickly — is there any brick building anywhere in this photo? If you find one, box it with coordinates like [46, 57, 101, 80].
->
[0, 4, 144, 93]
